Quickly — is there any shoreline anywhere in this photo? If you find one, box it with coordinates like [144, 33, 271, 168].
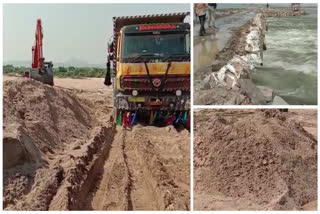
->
[194, 8, 308, 105]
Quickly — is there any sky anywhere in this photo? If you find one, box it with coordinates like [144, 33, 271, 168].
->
[3, 4, 190, 67]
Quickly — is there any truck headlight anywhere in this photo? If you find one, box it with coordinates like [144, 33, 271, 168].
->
[132, 90, 138, 96]
[184, 99, 190, 109]
[118, 98, 129, 109]
[176, 90, 182, 97]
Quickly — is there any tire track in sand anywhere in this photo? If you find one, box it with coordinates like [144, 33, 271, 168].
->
[88, 127, 159, 210]
[124, 129, 162, 210]
[83, 125, 190, 211]
[84, 127, 132, 210]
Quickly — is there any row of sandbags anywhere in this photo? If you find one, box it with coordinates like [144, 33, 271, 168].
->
[211, 13, 267, 89]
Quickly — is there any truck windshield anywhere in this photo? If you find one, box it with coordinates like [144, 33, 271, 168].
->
[121, 31, 190, 61]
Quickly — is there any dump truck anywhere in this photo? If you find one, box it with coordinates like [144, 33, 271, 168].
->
[25, 19, 54, 86]
[104, 13, 190, 127]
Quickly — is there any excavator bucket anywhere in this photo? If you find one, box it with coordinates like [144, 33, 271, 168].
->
[30, 67, 54, 86]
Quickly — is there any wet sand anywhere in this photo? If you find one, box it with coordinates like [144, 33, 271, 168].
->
[193, 9, 257, 71]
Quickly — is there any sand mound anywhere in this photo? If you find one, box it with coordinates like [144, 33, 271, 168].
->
[3, 79, 92, 169]
[194, 109, 317, 210]
[3, 78, 114, 210]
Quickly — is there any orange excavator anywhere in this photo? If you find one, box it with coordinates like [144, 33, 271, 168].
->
[25, 19, 54, 85]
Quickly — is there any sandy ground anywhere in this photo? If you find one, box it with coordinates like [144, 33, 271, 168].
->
[194, 109, 317, 210]
[3, 76, 190, 211]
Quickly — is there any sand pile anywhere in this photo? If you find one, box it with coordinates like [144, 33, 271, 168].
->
[3, 78, 114, 210]
[194, 109, 317, 210]
[3, 78, 92, 169]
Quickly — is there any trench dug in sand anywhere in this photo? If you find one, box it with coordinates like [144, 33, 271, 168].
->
[194, 109, 317, 210]
[3, 77, 190, 211]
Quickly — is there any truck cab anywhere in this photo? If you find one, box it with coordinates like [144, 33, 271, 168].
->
[106, 13, 190, 126]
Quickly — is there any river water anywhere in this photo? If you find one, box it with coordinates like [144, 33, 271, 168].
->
[252, 8, 317, 105]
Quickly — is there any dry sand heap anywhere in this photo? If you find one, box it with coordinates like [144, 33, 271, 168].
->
[3, 77, 190, 211]
[3, 78, 114, 210]
[194, 109, 317, 210]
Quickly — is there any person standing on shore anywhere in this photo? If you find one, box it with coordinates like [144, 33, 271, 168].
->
[208, 3, 218, 29]
[195, 3, 208, 36]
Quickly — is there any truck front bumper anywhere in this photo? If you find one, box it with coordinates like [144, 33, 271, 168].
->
[114, 93, 190, 111]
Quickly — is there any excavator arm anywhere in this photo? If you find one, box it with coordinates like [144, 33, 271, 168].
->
[32, 19, 45, 69]
[27, 19, 54, 86]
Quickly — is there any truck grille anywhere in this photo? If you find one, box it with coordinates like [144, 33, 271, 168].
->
[120, 75, 189, 91]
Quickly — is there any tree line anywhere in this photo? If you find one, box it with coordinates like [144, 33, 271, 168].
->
[3, 65, 106, 78]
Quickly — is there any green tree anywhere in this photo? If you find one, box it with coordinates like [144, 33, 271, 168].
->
[58, 67, 67, 73]
[68, 66, 75, 72]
